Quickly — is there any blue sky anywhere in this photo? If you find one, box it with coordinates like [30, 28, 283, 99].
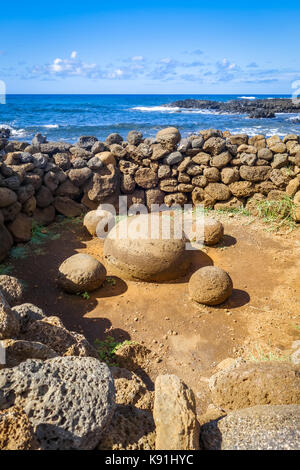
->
[0, 0, 300, 94]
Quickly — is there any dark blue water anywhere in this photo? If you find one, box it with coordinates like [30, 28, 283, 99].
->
[0, 94, 299, 143]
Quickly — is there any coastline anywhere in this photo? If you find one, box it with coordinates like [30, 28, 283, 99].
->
[1, 126, 300, 261]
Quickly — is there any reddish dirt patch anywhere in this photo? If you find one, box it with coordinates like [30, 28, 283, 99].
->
[4, 213, 300, 415]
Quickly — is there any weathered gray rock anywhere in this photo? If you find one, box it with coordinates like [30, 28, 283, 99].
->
[163, 151, 183, 166]
[12, 303, 46, 333]
[201, 405, 300, 450]
[127, 130, 143, 146]
[23, 316, 98, 358]
[0, 356, 115, 450]
[1, 339, 57, 368]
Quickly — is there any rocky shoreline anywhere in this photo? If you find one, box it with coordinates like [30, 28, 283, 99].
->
[1, 126, 300, 261]
[163, 98, 300, 118]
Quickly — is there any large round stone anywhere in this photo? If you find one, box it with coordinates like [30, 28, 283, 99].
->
[189, 266, 233, 305]
[83, 209, 115, 237]
[103, 214, 191, 281]
[57, 253, 106, 293]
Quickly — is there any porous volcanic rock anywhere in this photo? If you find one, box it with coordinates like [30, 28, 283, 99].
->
[153, 374, 200, 450]
[103, 213, 191, 281]
[200, 405, 300, 450]
[209, 360, 300, 410]
[156, 127, 181, 151]
[0, 356, 115, 450]
[83, 209, 115, 237]
[111, 366, 154, 410]
[0, 275, 24, 307]
[98, 404, 155, 450]
[1, 339, 57, 368]
[57, 253, 107, 293]
[0, 304, 21, 340]
[23, 316, 98, 358]
[0, 406, 39, 450]
[189, 266, 233, 305]
[12, 303, 45, 333]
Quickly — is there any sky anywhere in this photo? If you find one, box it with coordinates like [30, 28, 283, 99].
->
[0, 0, 300, 94]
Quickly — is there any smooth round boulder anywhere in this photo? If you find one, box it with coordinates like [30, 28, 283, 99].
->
[189, 266, 233, 305]
[0, 275, 25, 306]
[83, 209, 115, 237]
[57, 253, 107, 294]
[103, 213, 191, 281]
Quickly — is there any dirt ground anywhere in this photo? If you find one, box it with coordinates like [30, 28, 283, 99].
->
[2, 212, 300, 416]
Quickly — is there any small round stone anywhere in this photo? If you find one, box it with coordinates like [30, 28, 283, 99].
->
[188, 266, 233, 305]
[83, 209, 115, 237]
[184, 216, 224, 246]
[57, 253, 106, 294]
[203, 218, 224, 246]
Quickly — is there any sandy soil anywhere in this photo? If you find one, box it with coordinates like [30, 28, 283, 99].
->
[3, 212, 300, 416]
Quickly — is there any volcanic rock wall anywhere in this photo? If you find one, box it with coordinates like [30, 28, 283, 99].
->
[1, 127, 300, 261]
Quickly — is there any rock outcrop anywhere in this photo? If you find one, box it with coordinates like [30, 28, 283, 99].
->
[0, 356, 115, 450]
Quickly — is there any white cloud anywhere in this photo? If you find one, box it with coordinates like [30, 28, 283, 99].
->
[131, 56, 144, 61]
[70, 51, 77, 59]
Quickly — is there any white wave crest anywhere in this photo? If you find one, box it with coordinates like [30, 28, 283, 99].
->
[238, 96, 256, 100]
[40, 124, 59, 128]
[0, 124, 27, 138]
[131, 105, 181, 112]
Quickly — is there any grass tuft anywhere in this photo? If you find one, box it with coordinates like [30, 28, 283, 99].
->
[248, 344, 291, 363]
[256, 195, 296, 231]
[94, 336, 136, 366]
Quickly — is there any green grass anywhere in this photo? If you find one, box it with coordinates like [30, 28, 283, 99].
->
[256, 195, 296, 231]
[248, 344, 291, 363]
[105, 276, 117, 286]
[76, 291, 90, 300]
[94, 336, 136, 367]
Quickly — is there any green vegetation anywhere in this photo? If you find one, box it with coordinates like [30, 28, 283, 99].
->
[256, 195, 296, 231]
[248, 344, 291, 363]
[105, 276, 117, 286]
[76, 291, 90, 300]
[94, 336, 136, 366]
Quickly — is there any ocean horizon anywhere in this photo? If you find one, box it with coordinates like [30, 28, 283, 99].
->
[0, 93, 299, 143]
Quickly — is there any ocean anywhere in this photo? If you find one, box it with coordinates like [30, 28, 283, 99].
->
[0, 94, 299, 143]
